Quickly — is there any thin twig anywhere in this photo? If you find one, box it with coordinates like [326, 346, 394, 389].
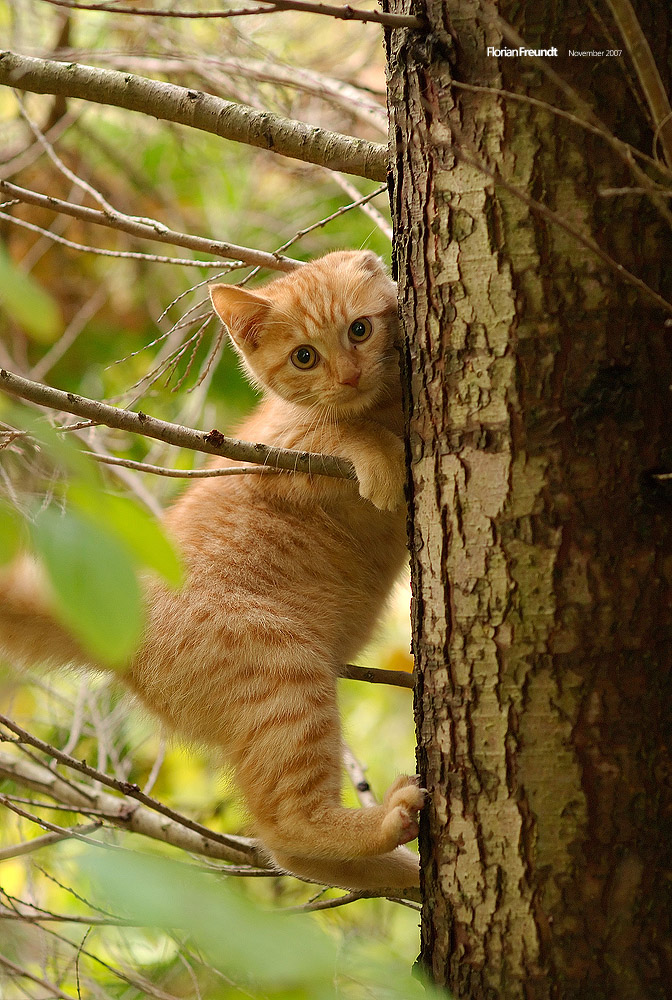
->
[38, 0, 424, 28]
[0, 750, 420, 899]
[0, 749, 257, 865]
[0, 717, 257, 856]
[445, 136, 672, 317]
[0, 109, 80, 180]
[1, 793, 111, 816]
[280, 889, 371, 912]
[329, 173, 392, 239]
[385, 895, 421, 911]
[0, 952, 78, 1000]
[0, 795, 113, 852]
[88, 453, 282, 478]
[281, 885, 421, 910]
[449, 79, 672, 231]
[142, 735, 166, 795]
[0, 179, 300, 273]
[31, 287, 107, 382]
[15, 92, 120, 215]
[273, 183, 388, 255]
[604, 0, 672, 167]
[0, 907, 137, 925]
[0, 209, 237, 267]
[343, 745, 377, 807]
[488, 16, 672, 239]
[599, 186, 672, 196]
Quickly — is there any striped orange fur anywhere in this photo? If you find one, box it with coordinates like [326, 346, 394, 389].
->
[0, 251, 423, 889]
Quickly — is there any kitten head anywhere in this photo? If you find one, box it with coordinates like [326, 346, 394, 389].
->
[209, 251, 399, 416]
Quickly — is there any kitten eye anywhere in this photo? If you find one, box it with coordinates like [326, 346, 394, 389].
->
[348, 317, 372, 343]
[291, 345, 319, 370]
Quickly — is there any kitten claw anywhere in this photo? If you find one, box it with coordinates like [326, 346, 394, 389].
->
[381, 777, 427, 847]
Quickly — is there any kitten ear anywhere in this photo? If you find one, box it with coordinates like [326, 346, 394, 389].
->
[209, 284, 270, 349]
[357, 251, 387, 275]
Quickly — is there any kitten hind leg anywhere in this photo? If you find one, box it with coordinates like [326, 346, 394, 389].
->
[229, 660, 425, 877]
[267, 776, 425, 860]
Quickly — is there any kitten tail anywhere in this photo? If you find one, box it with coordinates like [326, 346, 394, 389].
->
[270, 845, 420, 891]
[0, 557, 93, 672]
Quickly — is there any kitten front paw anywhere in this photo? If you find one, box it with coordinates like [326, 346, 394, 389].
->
[354, 447, 406, 512]
[381, 777, 427, 847]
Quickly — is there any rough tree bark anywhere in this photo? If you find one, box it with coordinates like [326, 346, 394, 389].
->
[386, 1, 672, 997]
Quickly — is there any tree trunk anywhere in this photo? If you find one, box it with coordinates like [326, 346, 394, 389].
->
[385, 1, 672, 997]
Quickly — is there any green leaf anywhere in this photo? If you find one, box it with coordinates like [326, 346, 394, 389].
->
[0, 502, 22, 566]
[31, 507, 144, 666]
[0, 244, 62, 343]
[69, 485, 183, 587]
[80, 849, 336, 996]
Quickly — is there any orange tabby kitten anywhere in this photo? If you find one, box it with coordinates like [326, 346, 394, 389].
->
[0, 251, 423, 889]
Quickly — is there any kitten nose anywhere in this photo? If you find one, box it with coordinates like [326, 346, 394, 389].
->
[337, 361, 361, 387]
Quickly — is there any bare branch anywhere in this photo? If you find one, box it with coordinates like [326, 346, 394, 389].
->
[0, 907, 137, 925]
[599, 186, 672, 196]
[0, 109, 80, 180]
[343, 745, 377, 808]
[0, 821, 102, 860]
[16, 91, 120, 215]
[449, 78, 672, 232]
[280, 885, 421, 910]
[0, 50, 388, 180]
[39, 0, 424, 28]
[280, 889, 372, 912]
[0, 208, 239, 267]
[488, 16, 672, 235]
[0, 179, 300, 273]
[31, 287, 107, 381]
[62, 51, 388, 135]
[604, 0, 672, 167]
[328, 173, 393, 239]
[0, 951, 78, 1000]
[272, 183, 388, 254]
[338, 663, 414, 689]
[0, 749, 420, 900]
[0, 749, 258, 865]
[0, 368, 355, 479]
[0, 716, 257, 856]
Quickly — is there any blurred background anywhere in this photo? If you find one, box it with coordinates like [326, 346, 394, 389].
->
[0, 1, 420, 996]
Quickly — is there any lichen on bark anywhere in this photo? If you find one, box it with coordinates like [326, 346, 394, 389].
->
[386, 0, 672, 997]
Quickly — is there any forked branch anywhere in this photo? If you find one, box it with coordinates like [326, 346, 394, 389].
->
[0, 179, 300, 273]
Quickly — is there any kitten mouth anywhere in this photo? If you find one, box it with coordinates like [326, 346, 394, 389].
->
[333, 385, 377, 414]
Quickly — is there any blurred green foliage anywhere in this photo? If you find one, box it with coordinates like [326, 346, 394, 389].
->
[0, 2, 421, 996]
